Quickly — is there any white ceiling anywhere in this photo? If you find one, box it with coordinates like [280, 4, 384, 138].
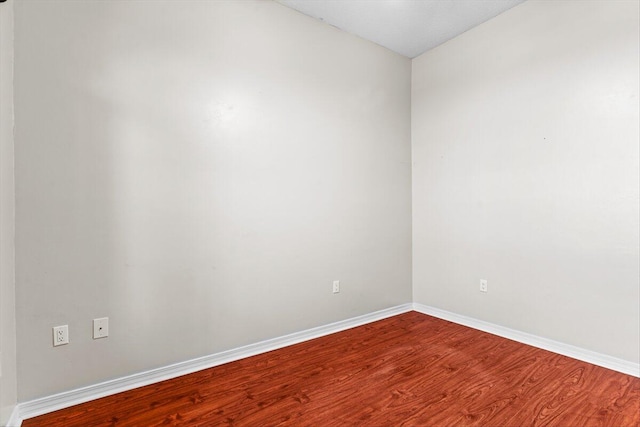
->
[276, 0, 527, 58]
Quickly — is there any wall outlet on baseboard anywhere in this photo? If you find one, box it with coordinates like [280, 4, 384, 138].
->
[53, 325, 69, 346]
[333, 280, 340, 294]
[480, 279, 488, 293]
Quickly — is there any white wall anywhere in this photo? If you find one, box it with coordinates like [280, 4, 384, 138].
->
[14, 0, 412, 400]
[413, 0, 639, 363]
[0, 0, 17, 423]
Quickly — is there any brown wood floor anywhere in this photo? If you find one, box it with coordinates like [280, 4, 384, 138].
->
[24, 311, 640, 427]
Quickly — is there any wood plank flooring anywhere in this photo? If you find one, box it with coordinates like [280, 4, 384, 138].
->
[23, 311, 640, 426]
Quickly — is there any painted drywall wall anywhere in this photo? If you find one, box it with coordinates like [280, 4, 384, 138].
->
[14, 0, 412, 400]
[412, 0, 639, 363]
[0, 0, 17, 423]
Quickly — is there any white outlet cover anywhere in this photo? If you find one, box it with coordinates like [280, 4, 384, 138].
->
[480, 279, 488, 293]
[53, 325, 69, 346]
[333, 280, 340, 293]
[93, 317, 109, 339]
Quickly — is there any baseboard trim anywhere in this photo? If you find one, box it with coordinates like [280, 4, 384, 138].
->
[5, 406, 21, 427]
[13, 303, 413, 424]
[12, 302, 639, 425]
[413, 303, 640, 378]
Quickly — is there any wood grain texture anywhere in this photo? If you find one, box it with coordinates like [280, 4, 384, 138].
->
[23, 312, 640, 426]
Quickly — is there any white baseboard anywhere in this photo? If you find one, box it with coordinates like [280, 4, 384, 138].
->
[5, 406, 21, 427]
[12, 303, 413, 425]
[11, 302, 639, 425]
[413, 303, 640, 378]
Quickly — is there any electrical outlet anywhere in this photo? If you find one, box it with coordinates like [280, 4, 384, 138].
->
[53, 325, 69, 346]
[93, 317, 109, 339]
[332, 280, 340, 294]
[480, 279, 488, 293]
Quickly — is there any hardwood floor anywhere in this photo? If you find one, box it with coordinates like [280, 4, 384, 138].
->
[23, 311, 640, 426]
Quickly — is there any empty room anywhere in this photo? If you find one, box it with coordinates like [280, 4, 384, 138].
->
[0, 0, 638, 425]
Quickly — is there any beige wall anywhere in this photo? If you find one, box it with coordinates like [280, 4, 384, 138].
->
[14, 0, 412, 400]
[0, 0, 17, 423]
[412, 0, 639, 363]
[10, 0, 639, 406]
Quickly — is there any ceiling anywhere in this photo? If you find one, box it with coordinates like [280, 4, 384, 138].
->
[276, 0, 527, 58]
